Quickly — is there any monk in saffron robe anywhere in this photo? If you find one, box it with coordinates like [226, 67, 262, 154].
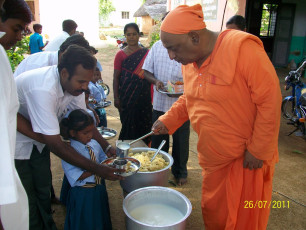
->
[152, 4, 282, 230]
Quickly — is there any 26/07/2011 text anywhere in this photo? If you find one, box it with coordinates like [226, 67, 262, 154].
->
[244, 200, 290, 209]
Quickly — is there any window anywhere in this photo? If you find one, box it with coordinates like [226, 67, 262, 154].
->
[260, 3, 278, 37]
[122, 11, 129, 19]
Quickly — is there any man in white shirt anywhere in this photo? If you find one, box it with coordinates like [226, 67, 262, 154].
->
[0, 0, 32, 229]
[15, 45, 122, 230]
[14, 33, 93, 205]
[14, 34, 90, 77]
[143, 39, 190, 186]
[44, 19, 77, 51]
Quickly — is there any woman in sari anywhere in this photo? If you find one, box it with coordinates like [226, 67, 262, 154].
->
[113, 23, 152, 145]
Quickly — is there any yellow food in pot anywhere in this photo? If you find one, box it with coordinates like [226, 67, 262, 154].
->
[128, 151, 169, 172]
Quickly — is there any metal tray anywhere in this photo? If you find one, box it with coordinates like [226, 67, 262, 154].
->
[157, 88, 183, 98]
[101, 157, 141, 177]
[91, 100, 112, 109]
[97, 127, 117, 140]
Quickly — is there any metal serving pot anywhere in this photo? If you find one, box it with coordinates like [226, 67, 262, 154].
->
[123, 186, 192, 230]
[120, 148, 174, 193]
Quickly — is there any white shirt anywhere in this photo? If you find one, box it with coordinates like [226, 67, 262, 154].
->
[45, 31, 70, 51]
[0, 39, 29, 229]
[142, 40, 183, 112]
[14, 51, 58, 77]
[15, 65, 86, 159]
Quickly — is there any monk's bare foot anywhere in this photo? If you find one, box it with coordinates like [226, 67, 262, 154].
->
[176, 177, 187, 186]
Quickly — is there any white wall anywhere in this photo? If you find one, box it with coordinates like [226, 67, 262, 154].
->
[39, 0, 100, 44]
[107, 0, 143, 27]
[168, 0, 246, 32]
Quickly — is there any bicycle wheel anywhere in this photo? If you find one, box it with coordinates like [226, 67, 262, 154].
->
[281, 98, 295, 120]
[102, 83, 110, 96]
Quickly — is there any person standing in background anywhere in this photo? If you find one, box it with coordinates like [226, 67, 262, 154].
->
[88, 67, 108, 127]
[113, 23, 152, 145]
[45, 19, 77, 51]
[14, 34, 90, 77]
[29, 23, 48, 54]
[143, 15, 190, 185]
[0, 0, 32, 229]
[226, 15, 246, 31]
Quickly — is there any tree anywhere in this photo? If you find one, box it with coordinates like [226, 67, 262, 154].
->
[99, 0, 116, 21]
[6, 36, 30, 71]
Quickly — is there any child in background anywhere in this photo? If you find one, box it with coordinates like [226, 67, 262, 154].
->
[84, 89, 97, 126]
[88, 67, 107, 127]
[29, 24, 48, 54]
[60, 109, 112, 230]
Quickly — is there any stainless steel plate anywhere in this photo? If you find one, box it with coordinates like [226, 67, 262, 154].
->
[91, 100, 112, 109]
[101, 157, 141, 177]
[156, 88, 183, 98]
[97, 127, 117, 140]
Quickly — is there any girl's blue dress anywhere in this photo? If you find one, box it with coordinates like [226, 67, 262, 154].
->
[62, 139, 112, 230]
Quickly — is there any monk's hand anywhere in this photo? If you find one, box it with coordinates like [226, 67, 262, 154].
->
[243, 150, 263, 170]
[155, 80, 165, 91]
[152, 120, 169, 135]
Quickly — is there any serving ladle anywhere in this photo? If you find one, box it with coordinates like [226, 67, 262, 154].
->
[116, 131, 154, 158]
[150, 140, 166, 162]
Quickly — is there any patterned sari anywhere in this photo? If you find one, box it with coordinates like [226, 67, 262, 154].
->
[119, 48, 152, 144]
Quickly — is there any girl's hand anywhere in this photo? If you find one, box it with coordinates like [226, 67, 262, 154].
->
[106, 146, 116, 158]
[97, 164, 124, 181]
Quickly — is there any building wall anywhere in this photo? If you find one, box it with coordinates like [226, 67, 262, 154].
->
[107, 0, 142, 27]
[284, 0, 306, 64]
[168, 0, 246, 32]
[141, 16, 154, 35]
[25, 0, 40, 32]
[39, 0, 100, 44]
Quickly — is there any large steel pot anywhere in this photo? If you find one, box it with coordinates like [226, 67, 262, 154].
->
[120, 147, 173, 193]
[123, 186, 192, 230]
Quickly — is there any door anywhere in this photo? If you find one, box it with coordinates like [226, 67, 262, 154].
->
[272, 4, 295, 67]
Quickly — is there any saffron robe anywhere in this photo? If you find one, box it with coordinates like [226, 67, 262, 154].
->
[159, 30, 282, 230]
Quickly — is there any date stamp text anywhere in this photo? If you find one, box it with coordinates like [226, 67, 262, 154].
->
[244, 200, 290, 209]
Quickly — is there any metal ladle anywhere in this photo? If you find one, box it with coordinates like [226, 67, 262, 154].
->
[150, 140, 166, 162]
[116, 131, 154, 158]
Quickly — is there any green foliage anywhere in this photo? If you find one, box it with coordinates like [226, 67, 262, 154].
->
[99, 0, 116, 21]
[6, 36, 30, 71]
[260, 4, 278, 37]
[150, 31, 160, 48]
[149, 21, 161, 48]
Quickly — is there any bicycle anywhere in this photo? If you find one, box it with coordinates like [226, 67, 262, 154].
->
[281, 61, 306, 137]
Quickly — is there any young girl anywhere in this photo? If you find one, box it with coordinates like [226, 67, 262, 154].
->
[60, 109, 112, 230]
[88, 67, 107, 127]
